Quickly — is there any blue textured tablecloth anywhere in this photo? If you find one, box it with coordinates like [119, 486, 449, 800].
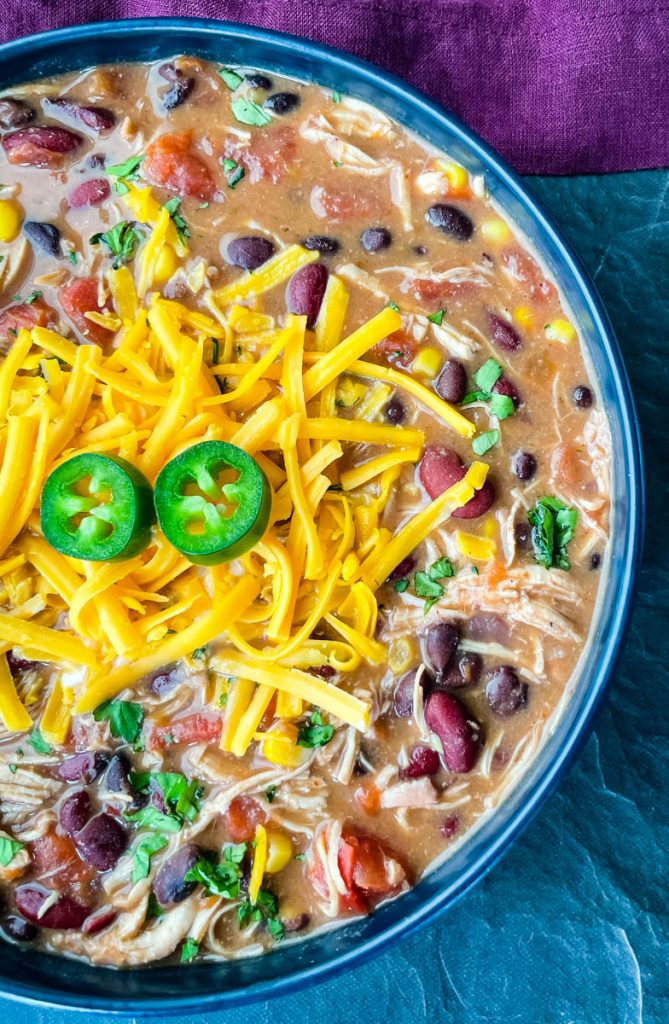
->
[3, 170, 667, 1024]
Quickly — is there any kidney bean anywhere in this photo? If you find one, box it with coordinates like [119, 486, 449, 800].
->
[384, 394, 406, 424]
[360, 227, 392, 252]
[59, 791, 92, 836]
[400, 744, 440, 779]
[15, 886, 89, 930]
[435, 360, 467, 404]
[573, 385, 593, 408]
[440, 814, 460, 839]
[163, 77, 195, 110]
[512, 450, 537, 481]
[148, 668, 178, 696]
[387, 555, 415, 583]
[302, 234, 340, 255]
[424, 691, 481, 773]
[82, 907, 117, 934]
[486, 666, 528, 716]
[75, 813, 128, 871]
[245, 73, 273, 90]
[488, 312, 521, 352]
[158, 62, 180, 81]
[309, 664, 336, 680]
[439, 651, 483, 689]
[227, 235, 276, 270]
[469, 614, 509, 644]
[58, 751, 109, 784]
[418, 445, 495, 518]
[2, 125, 83, 166]
[154, 844, 202, 906]
[425, 622, 460, 680]
[492, 375, 521, 406]
[44, 97, 115, 132]
[453, 481, 495, 519]
[0, 98, 35, 129]
[426, 203, 474, 241]
[6, 650, 41, 675]
[264, 92, 300, 115]
[1, 914, 37, 942]
[68, 177, 111, 208]
[393, 671, 416, 718]
[105, 752, 132, 793]
[285, 263, 328, 328]
[23, 221, 62, 257]
[282, 912, 310, 932]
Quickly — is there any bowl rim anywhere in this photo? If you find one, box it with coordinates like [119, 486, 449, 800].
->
[0, 16, 645, 1016]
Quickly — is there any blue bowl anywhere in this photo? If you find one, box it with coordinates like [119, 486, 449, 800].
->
[0, 17, 644, 1016]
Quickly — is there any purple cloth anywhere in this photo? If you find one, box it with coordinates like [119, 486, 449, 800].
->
[1, 0, 668, 175]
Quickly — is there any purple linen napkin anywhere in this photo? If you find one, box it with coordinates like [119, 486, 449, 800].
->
[1, 0, 668, 175]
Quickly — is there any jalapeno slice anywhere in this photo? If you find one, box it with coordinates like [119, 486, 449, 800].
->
[40, 453, 155, 562]
[154, 441, 271, 565]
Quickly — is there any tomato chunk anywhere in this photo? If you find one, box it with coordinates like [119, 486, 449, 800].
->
[310, 185, 383, 222]
[30, 833, 94, 888]
[373, 331, 418, 369]
[224, 796, 268, 843]
[143, 131, 216, 200]
[150, 713, 222, 750]
[59, 277, 113, 345]
[501, 247, 557, 303]
[0, 300, 48, 352]
[222, 126, 296, 185]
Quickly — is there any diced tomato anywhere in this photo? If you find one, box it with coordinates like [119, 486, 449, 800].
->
[223, 796, 268, 843]
[373, 331, 418, 369]
[337, 829, 406, 910]
[409, 276, 481, 304]
[0, 300, 49, 351]
[354, 781, 381, 816]
[222, 126, 296, 185]
[310, 185, 383, 222]
[143, 131, 216, 201]
[150, 713, 222, 750]
[59, 277, 113, 345]
[501, 247, 557, 303]
[30, 833, 94, 888]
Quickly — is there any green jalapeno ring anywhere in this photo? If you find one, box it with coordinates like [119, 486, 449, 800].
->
[154, 440, 271, 565]
[40, 453, 156, 562]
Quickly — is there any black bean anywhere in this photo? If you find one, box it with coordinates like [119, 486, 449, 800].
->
[245, 73, 273, 90]
[589, 552, 602, 570]
[488, 313, 521, 352]
[163, 77, 194, 110]
[227, 235, 276, 270]
[387, 555, 415, 582]
[158, 62, 180, 82]
[105, 752, 132, 793]
[154, 844, 202, 906]
[413, 245, 428, 255]
[393, 671, 416, 718]
[426, 203, 474, 241]
[6, 650, 41, 675]
[87, 152, 105, 169]
[1, 914, 38, 942]
[23, 221, 62, 257]
[264, 92, 300, 115]
[573, 385, 593, 408]
[360, 227, 392, 253]
[425, 622, 460, 681]
[486, 666, 528, 716]
[0, 98, 35, 130]
[58, 751, 109, 784]
[301, 234, 340, 256]
[75, 813, 128, 871]
[435, 360, 467, 403]
[492, 375, 521, 406]
[285, 263, 328, 328]
[439, 651, 483, 689]
[512, 451, 537, 481]
[515, 521, 531, 547]
[384, 395, 406, 424]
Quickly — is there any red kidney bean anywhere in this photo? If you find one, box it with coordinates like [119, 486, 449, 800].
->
[425, 622, 460, 680]
[452, 481, 495, 519]
[301, 234, 340, 255]
[440, 814, 460, 839]
[163, 77, 195, 110]
[439, 651, 483, 689]
[2, 125, 83, 166]
[492, 375, 521, 406]
[44, 97, 115, 132]
[418, 445, 495, 519]
[58, 751, 109, 784]
[227, 235, 276, 270]
[6, 650, 41, 675]
[486, 666, 528, 716]
[104, 752, 132, 793]
[23, 221, 62, 257]
[400, 744, 440, 779]
[573, 385, 593, 408]
[360, 227, 392, 252]
[384, 394, 406, 424]
[309, 664, 336, 680]
[264, 92, 300, 115]
[512, 450, 537, 481]
[75, 813, 128, 871]
[424, 691, 482, 773]
[1, 914, 38, 942]
[426, 203, 474, 241]
[68, 177, 110, 208]
[286, 263, 328, 328]
[435, 360, 467, 404]
[387, 555, 415, 582]
[488, 312, 521, 352]
[469, 613, 509, 644]
[154, 844, 203, 906]
[393, 670, 417, 718]
[0, 98, 35, 130]
[82, 907, 117, 934]
[15, 886, 89, 930]
[59, 790, 93, 835]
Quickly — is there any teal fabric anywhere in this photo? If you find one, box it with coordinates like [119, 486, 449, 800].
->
[3, 171, 667, 1024]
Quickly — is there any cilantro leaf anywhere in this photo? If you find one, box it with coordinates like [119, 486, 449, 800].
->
[472, 429, 500, 456]
[461, 389, 489, 406]
[474, 358, 503, 393]
[427, 308, 447, 325]
[131, 832, 168, 884]
[185, 845, 246, 899]
[393, 578, 410, 593]
[129, 771, 202, 823]
[93, 699, 144, 743]
[386, 300, 400, 313]
[162, 197, 190, 245]
[124, 806, 183, 832]
[265, 785, 276, 803]
[221, 158, 245, 188]
[146, 893, 164, 920]
[528, 497, 578, 570]
[27, 729, 52, 755]
[0, 836, 24, 867]
[107, 154, 144, 181]
[297, 709, 334, 748]
[490, 392, 515, 420]
[237, 887, 284, 941]
[90, 221, 141, 268]
[219, 67, 243, 90]
[414, 572, 444, 602]
[180, 937, 199, 963]
[429, 557, 455, 580]
[231, 97, 271, 127]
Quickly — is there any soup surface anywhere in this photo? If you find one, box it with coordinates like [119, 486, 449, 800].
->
[0, 58, 611, 966]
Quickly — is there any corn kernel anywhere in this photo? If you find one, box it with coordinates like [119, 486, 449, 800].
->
[513, 306, 533, 329]
[265, 831, 293, 873]
[456, 530, 496, 561]
[544, 318, 576, 344]
[389, 636, 417, 674]
[336, 378, 368, 408]
[482, 515, 497, 539]
[258, 723, 309, 767]
[479, 218, 512, 245]
[0, 199, 23, 243]
[342, 551, 360, 581]
[153, 244, 179, 285]
[435, 160, 470, 194]
[411, 347, 443, 379]
[276, 691, 303, 720]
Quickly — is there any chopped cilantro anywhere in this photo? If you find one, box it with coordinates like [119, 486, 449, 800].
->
[67, 250, 78, 265]
[265, 785, 277, 803]
[163, 197, 190, 245]
[231, 97, 271, 127]
[27, 729, 52, 755]
[93, 698, 144, 744]
[332, 90, 341, 103]
[429, 556, 455, 580]
[386, 300, 400, 313]
[192, 646, 208, 661]
[131, 832, 168, 884]
[293, 852, 307, 862]
[0, 836, 24, 867]
[297, 709, 334, 748]
[221, 158, 245, 188]
[472, 429, 500, 456]
[219, 67, 243, 90]
[8, 764, 17, 774]
[106, 154, 145, 195]
[489, 392, 515, 420]
[393, 578, 410, 593]
[180, 937, 199, 963]
[146, 893, 164, 920]
[427, 308, 447, 325]
[528, 497, 578, 570]
[124, 806, 182, 833]
[90, 221, 141, 268]
[198, 201, 210, 209]
[24, 290, 42, 305]
[237, 887, 284, 941]
[219, 691, 228, 707]
[474, 358, 503, 392]
[414, 571, 444, 607]
[129, 771, 203, 824]
[185, 844, 246, 899]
